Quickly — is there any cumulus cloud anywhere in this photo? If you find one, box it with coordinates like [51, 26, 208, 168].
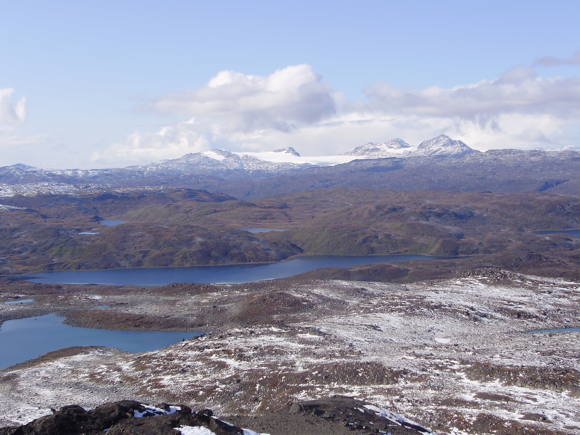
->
[99, 63, 580, 165]
[95, 65, 337, 165]
[92, 118, 214, 166]
[153, 64, 336, 132]
[0, 88, 27, 131]
[535, 50, 580, 66]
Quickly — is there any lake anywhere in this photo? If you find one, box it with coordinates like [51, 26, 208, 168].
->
[534, 229, 580, 237]
[19, 254, 443, 286]
[3, 298, 34, 305]
[6, 254, 446, 368]
[100, 220, 126, 227]
[0, 313, 202, 370]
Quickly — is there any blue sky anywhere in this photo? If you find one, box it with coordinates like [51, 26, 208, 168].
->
[1, 1, 580, 168]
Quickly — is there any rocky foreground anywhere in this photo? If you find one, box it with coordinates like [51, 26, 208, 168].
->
[0, 270, 579, 434]
[0, 398, 432, 434]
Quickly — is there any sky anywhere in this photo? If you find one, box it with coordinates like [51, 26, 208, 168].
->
[1, 0, 580, 168]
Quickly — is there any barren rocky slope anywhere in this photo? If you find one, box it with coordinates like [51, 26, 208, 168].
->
[1, 271, 578, 434]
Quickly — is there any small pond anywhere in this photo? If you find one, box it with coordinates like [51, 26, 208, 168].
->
[0, 313, 202, 370]
[100, 220, 126, 227]
[534, 229, 580, 237]
[3, 298, 34, 305]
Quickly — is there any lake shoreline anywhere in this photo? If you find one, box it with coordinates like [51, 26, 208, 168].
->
[1, 251, 463, 277]
[0, 312, 205, 370]
[11, 254, 458, 286]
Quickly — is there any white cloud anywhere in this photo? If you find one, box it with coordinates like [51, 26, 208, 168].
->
[92, 118, 213, 166]
[365, 67, 580, 120]
[95, 65, 338, 165]
[153, 64, 336, 132]
[0, 88, 27, 131]
[100, 63, 580, 165]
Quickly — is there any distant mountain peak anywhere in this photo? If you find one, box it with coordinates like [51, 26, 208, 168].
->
[349, 138, 412, 157]
[7, 163, 37, 171]
[415, 135, 477, 157]
[384, 138, 412, 148]
[273, 147, 301, 157]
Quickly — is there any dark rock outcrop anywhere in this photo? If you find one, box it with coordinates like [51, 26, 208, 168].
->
[0, 401, 245, 435]
[289, 396, 432, 434]
[0, 397, 434, 435]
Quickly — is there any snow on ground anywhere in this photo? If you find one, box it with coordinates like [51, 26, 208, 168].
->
[237, 151, 357, 166]
[0, 273, 578, 433]
[202, 151, 227, 161]
[178, 427, 216, 435]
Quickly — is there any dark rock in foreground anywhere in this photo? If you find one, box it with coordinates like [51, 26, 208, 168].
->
[0, 397, 432, 435]
[0, 400, 243, 435]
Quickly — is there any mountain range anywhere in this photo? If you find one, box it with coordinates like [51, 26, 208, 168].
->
[0, 135, 578, 198]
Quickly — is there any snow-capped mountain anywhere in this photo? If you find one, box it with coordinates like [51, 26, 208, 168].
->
[349, 138, 413, 158]
[0, 135, 479, 186]
[348, 135, 477, 159]
[0, 135, 578, 198]
[136, 149, 306, 174]
[414, 135, 477, 157]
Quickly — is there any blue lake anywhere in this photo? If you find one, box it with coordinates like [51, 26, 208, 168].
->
[19, 255, 443, 286]
[534, 229, 580, 237]
[5, 254, 447, 368]
[3, 298, 34, 305]
[0, 314, 202, 370]
[100, 220, 126, 227]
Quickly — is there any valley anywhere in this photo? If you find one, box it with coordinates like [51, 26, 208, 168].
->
[0, 187, 579, 280]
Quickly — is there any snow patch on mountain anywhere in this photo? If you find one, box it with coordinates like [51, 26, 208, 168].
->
[201, 150, 227, 161]
[348, 135, 478, 159]
[0, 183, 99, 197]
[349, 138, 413, 158]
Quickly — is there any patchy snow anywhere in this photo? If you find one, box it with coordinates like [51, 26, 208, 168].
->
[178, 426, 216, 435]
[0, 182, 104, 198]
[237, 150, 356, 166]
[242, 429, 269, 435]
[0, 273, 577, 433]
